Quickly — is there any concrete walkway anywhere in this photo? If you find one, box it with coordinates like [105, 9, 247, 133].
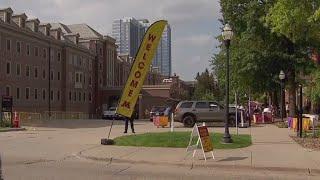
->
[81, 123, 320, 174]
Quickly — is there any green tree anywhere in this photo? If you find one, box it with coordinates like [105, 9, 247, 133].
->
[192, 69, 222, 101]
[265, 0, 320, 116]
[213, 0, 317, 116]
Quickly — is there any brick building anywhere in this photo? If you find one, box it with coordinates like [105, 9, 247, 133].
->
[0, 8, 97, 117]
[0, 7, 169, 118]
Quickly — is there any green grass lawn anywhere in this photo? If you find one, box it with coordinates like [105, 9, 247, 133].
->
[114, 131, 252, 149]
[0, 127, 10, 131]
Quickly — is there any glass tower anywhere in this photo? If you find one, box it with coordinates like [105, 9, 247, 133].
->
[112, 18, 171, 77]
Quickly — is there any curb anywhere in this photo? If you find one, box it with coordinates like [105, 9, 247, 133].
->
[0, 128, 26, 132]
[79, 154, 320, 175]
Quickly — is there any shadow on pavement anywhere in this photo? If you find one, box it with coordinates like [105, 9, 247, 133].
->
[218, 157, 248, 162]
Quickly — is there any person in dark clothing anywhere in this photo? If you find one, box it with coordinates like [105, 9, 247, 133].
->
[124, 116, 135, 133]
[124, 108, 137, 134]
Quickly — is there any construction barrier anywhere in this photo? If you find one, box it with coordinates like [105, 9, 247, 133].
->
[289, 117, 312, 132]
[153, 116, 169, 128]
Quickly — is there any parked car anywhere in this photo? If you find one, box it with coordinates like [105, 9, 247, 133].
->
[102, 107, 123, 120]
[174, 101, 241, 127]
[149, 106, 167, 121]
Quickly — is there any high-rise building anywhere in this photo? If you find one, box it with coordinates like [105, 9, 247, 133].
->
[112, 17, 144, 57]
[152, 25, 171, 77]
[112, 18, 172, 77]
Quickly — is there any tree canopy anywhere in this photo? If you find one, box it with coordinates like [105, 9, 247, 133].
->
[212, 0, 319, 115]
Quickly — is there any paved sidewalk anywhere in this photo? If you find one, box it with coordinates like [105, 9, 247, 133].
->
[81, 123, 320, 174]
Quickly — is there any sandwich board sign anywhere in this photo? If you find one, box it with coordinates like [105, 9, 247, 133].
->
[186, 123, 214, 161]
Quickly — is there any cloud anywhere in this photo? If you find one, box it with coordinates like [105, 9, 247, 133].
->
[176, 34, 213, 47]
[0, 0, 222, 80]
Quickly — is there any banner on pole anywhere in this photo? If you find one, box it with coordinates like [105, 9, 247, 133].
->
[116, 20, 167, 118]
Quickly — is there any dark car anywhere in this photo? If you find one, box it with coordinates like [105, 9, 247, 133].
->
[149, 106, 167, 121]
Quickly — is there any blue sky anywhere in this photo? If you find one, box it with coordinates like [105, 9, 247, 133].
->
[1, 0, 222, 81]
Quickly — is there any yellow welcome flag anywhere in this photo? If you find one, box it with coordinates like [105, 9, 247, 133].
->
[116, 20, 168, 118]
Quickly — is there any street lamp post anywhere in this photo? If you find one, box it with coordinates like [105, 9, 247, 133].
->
[279, 70, 285, 122]
[222, 23, 233, 143]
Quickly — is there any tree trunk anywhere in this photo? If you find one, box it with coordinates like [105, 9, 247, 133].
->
[287, 69, 296, 117]
[286, 38, 296, 117]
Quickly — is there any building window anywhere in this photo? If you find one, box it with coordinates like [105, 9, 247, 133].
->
[78, 92, 81, 101]
[26, 44, 30, 55]
[25, 88, 30, 100]
[73, 92, 76, 101]
[6, 62, 11, 74]
[34, 88, 38, 100]
[16, 64, 21, 76]
[89, 61, 92, 70]
[99, 48, 102, 55]
[57, 72, 60, 80]
[99, 62, 102, 70]
[42, 70, 46, 79]
[57, 91, 60, 101]
[50, 71, 54, 80]
[76, 73, 79, 83]
[43, 48, 47, 59]
[83, 92, 86, 102]
[34, 67, 38, 78]
[26, 66, 30, 77]
[57, 52, 61, 62]
[16, 41, 21, 53]
[34, 47, 39, 56]
[80, 74, 82, 83]
[6, 39, 11, 51]
[83, 75, 86, 84]
[42, 89, 46, 100]
[69, 91, 72, 101]
[16, 87, 20, 99]
[50, 90, 54, 101]
[5, 86, 11, 96]
[89, 76, 92, 85]
[89, 92, 92, 102]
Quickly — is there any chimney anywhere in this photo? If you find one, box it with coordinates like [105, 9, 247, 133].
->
[26, 18, 40, 32]
[39, 23, 51, 36]
[64, 33, 80, 45]
[12, 13, 28, 28]
[50, 28, 62, 40]
[0, 8, 13, 23]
